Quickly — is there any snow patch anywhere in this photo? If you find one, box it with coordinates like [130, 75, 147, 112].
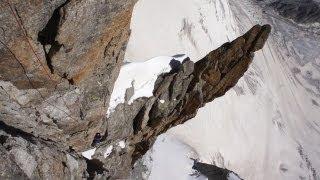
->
[81, 148, 96, 160]
[144, 134, 207, 180]
[107, 55, 187, 116]
[125, 0, 238, 62]
[159, 99, 165, 104]
[118, 141, 126, 148]
[104, 145, 113, 158]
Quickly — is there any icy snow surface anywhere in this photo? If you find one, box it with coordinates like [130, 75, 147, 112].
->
[104, 145, 113, 158]
[118, 141, 126, 148]
[141, 134, 207, 180]
[228, 172, 241, 180]
[125, 0, 320, 179]
[81, 148, 96, 160]
[125, 0, 237, 62]
[107, 55, 187, 116]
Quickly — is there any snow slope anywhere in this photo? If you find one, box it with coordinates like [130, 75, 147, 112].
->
[141, 134, 207, 180]
[125, 0, 320, 179]
[125, 0, 238, 62]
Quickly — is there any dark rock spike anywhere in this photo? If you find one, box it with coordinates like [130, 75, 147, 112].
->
[192, 161, 243, 180]
[126, 24, 271, 168]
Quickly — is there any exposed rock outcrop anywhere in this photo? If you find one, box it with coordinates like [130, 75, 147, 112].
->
[1, 0, 136, 178]
[93, 24, 271, 178]
[192, 160, 243, 180]
[0, 0, 271, 178]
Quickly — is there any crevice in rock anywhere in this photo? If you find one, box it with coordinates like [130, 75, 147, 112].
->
[0, 135, 8, 145]
[0, 121, 58, 148]
[132, 107, 146, 134]
[85, 159, 107, 180]
[146, 115, 162, 129]
[62, 73, 74, 85]
[38, 0, 69, 45]
[62, 161, 67, 168]
[79, 109, 85, 120]
[131, 141, 150, 165]
[0, 121, 36, 144]
[62, 161, 67, 174]
[42, 42, 62, 73]
[37, 0, 70, 74]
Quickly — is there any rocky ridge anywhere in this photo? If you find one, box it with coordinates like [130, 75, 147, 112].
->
[93, 24, 271, 179]
[0, 0, 270, 179]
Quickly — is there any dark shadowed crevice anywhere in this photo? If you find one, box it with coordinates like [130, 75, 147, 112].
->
[146, 115, 162, 129]
[61, 161, 67, 174]
[0, 121, 36, 144]
[0, 121, 57, 147]
[37, 0, 70, 74]
[38, 9, 60, 45]
[131, 141, 150, 165]
[62, 73, 74, 85]
[0, 135, 8, 145]
[132, 107, 146, 134]
[68, 78, 74, 85]
[86, 159, 107, 180]
[169, 59, 182, 73]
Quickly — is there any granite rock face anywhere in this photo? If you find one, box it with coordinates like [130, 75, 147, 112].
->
[1, 0, 136, 179]
[0, 0, 270, 178]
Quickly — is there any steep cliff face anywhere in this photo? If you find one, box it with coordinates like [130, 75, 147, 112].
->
[0, 0, 270, 179]
[0, 0, 136, 178]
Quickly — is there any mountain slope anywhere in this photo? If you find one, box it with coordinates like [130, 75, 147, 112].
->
[126, 0, 320, 179]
